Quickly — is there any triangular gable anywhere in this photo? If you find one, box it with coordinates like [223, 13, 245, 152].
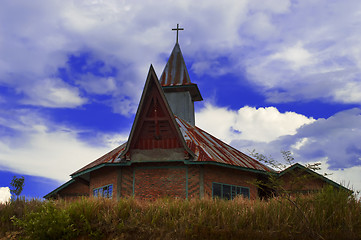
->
[279, 163, 351, 192]
[121, 65, 194, 160]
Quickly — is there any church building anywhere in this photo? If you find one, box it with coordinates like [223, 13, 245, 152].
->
[45, 26, 346, 200]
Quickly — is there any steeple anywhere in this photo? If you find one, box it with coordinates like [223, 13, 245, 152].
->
[159, 25, 202, 126]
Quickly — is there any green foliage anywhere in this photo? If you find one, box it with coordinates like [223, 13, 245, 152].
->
[0, 197, 42, 236]
[10, 176, 25, 197]
[0, 192, 360, 240]
[249, 149, 350, 239]
[12, 201, 76, 240]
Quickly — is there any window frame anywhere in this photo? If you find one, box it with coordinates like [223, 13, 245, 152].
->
[212, 182, 250, 200]
[93, 184, 113, 199]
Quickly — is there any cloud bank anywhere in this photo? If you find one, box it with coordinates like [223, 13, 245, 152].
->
[1, 0, 361, 112]
[0, 109, 128, 182]
[196, 104, 361, 193]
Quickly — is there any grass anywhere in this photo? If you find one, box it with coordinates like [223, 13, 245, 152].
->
[1, 187, 360, 240]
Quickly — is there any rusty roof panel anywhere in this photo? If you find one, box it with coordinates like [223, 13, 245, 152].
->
[72, 117, 272, 176]
[175, 117, 274, 172]
[160, 43, 203, 101]
[160, 43, 192, 87]
[71, 143, 127, 176]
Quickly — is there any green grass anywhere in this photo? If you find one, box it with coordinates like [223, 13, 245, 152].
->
[1, 187, 360, 240]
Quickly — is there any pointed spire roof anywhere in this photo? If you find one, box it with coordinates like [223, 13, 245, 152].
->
[160, 43, 203, 102]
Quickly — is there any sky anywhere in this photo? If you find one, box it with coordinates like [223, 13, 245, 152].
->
[0, 0, 361, 199]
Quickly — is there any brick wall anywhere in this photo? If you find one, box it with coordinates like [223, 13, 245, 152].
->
[57, 163, 333, 201]
[118, 163, 202, 200]
[133, 166, 187, 200]
[120, 167, 133, 198]
[188, 165, 201, 198]
[279, 169, 326, 192]
[58, 180, 89, 200]
[203, 165, 259, 199]
[85, 163, 260, 200]
[90, 167, 120, 198]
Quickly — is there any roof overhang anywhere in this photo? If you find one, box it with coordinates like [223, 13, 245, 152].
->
[43, 179, 75, 199]
[162, 84, 203, 101]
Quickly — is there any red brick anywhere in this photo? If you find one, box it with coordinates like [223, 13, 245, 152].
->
[57, 180, 89, 200]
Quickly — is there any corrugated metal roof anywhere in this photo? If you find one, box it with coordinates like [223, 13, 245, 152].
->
[71, 117, 273, 176]
[175, 116, 274, 172]
[71, 143, 127, 176]
[160, 43, 192, 86]
[159, 43, 203, 101]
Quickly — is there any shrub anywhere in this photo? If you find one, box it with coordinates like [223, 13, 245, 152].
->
[12, 200, 76, 240]
[1, 192, 360, 240]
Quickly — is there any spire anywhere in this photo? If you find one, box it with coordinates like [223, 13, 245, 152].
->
[159, 41, 202, 102]
[159, 25, 203, 126]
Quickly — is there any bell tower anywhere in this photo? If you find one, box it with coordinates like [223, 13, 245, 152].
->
[159, 24, 203, 126]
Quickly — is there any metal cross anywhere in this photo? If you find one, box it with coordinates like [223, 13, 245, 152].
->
[172, 23, 184, 44]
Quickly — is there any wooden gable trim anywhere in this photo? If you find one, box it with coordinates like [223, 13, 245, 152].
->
[120, 65, 195, 160]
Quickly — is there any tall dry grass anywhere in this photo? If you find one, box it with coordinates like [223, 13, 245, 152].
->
[1, 186, 360, 240]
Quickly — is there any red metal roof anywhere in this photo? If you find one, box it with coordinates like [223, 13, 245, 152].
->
[71, 117, 273, 176]
[175, 116, 274, 172]
[71, 143, 126, 176]
[159, 43, 203, 102]
[160, 43, 192, 87]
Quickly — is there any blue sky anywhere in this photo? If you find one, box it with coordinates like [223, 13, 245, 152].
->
[1, 0, 361, 199]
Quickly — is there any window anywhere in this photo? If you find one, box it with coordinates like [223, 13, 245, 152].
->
[212, 183, 250, 199]
[93, 184, 113, 198]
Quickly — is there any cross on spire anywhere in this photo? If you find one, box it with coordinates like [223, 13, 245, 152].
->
[172, 23, 184, 44]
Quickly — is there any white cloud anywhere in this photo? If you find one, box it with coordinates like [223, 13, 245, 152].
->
[248, 0, 290, 14]
[0, 0, 360, 110]
[0, 0, 160, 112]
[334, 81, 361, 103]
[243, 13, 278, 41]
[230, 108, 361, 169]
[228, 108, 361, 196]
[196, 104, 361, 195]
[290, 108, 361, 169]
[291, 137, 309, 150]
[235, 106, 315, 142]
[271, 42, 314, 70]
[0, 110, 128, 182]
[20, 78, 87, 108]
[0, 187, 11, 204]
[196, 103, 314, 143]
[195, 103, 237, 143]
[76, 75, 117, 95]
[242, 1, 361, 104]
